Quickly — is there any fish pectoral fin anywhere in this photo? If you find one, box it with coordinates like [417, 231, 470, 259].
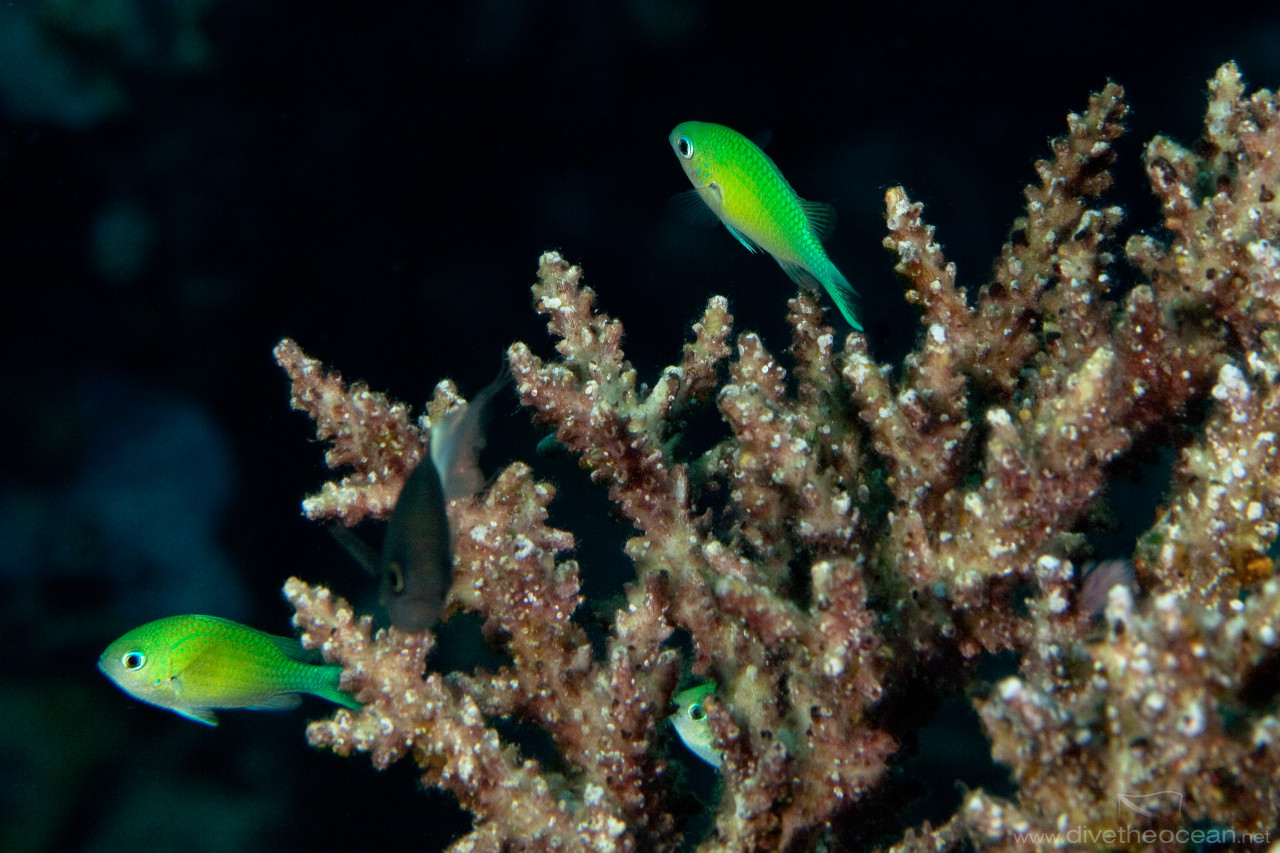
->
[247, 694, 303, 712]
[668, 190, 719, 227]
[328, 522, 380, 577]
[724, 221, 761, 254]
[706, 181, 725, 208]
[175, 705, 219, 726]
[800, 199, 837, 240]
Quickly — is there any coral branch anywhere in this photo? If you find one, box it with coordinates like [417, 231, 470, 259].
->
[275, 338, 428, 524]
[275, 62, 1280, 851]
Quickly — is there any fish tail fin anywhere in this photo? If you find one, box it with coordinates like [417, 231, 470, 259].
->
[777, 257, 863, 331]
[312, 663, 363, 711]
[822, 262, 863, 331]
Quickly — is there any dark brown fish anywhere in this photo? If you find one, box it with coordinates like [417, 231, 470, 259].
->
[379, 379, 500, 632]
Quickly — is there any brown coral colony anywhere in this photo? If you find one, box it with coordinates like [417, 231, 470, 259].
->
[277, 62, 1280, 851]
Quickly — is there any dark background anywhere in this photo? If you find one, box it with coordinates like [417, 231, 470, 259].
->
[3, 2, 1278, 850]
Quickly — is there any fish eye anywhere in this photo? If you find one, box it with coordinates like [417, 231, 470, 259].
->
[688, 703, 706, 722]
[388, 561, 405, 593]
[677, 136, 693, 159]
[122, 651, 145, 671]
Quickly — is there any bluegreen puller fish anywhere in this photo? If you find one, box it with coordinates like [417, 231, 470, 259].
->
[98, 614, 360, 726]
[669, 681, 722, 768]
[669, 121, 861, 330]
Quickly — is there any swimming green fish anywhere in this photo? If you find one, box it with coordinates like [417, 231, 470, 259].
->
[669, 121, 861, 330]
[98, 615, 361, 726]
[669, 681, 722, 768]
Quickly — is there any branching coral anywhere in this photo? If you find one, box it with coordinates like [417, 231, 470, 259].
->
[276, 61, 1280, 851]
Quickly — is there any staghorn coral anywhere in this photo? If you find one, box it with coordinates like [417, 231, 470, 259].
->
[277, 62, 1280, 851]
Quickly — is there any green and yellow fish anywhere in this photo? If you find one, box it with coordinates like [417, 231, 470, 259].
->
[669, 681, 722, 768]
[98, 614, 361, 726]
[669, 121, 861, 330]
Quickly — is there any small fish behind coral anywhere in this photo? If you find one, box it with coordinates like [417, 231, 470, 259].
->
[1078, 558, 1138, 617]
[669, 120, 861, 330]
[669, 681, 722, 768]
[98, 614, 360, 726]
[379, 375, 502, 632]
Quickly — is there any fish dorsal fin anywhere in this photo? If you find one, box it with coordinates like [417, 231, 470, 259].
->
[429, 376, 502, 501]
[800, 199, 837, 240]
[264, 633, 320, 664]
[751, 129, 773, 150]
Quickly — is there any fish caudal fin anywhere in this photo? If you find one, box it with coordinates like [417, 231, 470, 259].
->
[823, 262, 862, 331]
[313, 685, 361, 711]
[777, 258, 863, 332]
[312, 664, 363, 711]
